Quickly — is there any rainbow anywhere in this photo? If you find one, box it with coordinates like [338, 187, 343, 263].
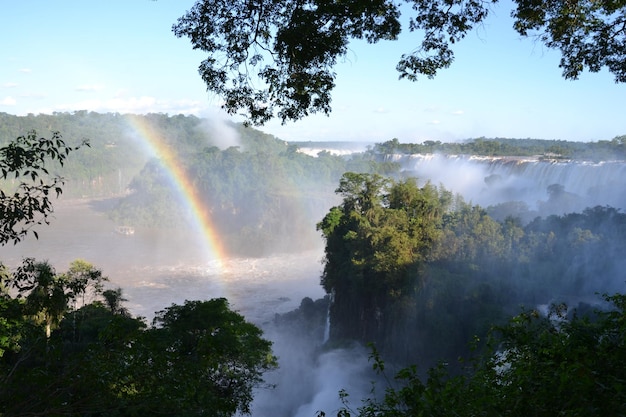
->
[124, 115, 228, 272]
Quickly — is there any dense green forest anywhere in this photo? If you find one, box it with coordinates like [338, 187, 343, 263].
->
[0, 112, 146, 198]
[0, 260, 276, 416]
[107, 114, 398, 256]
[1, 131, 276, 416]
[3, 112, 625, 257]
[328, 293, 626, 417]
[0, 112, 399, 255]
[3, 113, 626, 416]
[318, 173, 626, 368]
[313, 172, 626, 416]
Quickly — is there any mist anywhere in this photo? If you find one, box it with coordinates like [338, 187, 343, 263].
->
[0, 198, 369, 417]
[2, 201, 314, 305]
[392, 153, 626, 219]
[198, 114, 242, 150]
[250, 336, 373, 417]
[3, 113, 626, 416]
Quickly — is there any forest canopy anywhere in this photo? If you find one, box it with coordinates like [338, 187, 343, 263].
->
[318, 172, 626, 367]
[327, 294, 626, 417]
[0, 259, 277, 417]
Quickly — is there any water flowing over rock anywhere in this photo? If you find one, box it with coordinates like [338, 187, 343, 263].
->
[390, 154, 626, 217]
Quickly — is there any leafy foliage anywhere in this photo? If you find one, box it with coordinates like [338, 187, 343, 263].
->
[328, 294, 626, 417]
[174, 0, 626, 125]
[0, 130, 87, 245]
[512, 0, 626, 82]
[0, 261, 277, 417]
[319, 172, 626, 368]
[109, 116, 398, 256]
[173, 0, 401, 125]
[318, 173, 456, 354]
[138, 299, 277, 416]
[8, 259, 106, 339]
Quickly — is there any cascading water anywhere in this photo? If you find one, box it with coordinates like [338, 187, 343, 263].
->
[323, 293, 333, 344]
[390, 154, 626, 216]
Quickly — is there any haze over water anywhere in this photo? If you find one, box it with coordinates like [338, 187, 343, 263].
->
[1, 198, 325, 323]
[4, 150, 626, 417]
[5, 152, 626, 322]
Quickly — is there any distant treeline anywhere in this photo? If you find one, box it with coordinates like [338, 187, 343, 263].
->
[0, 111, 147, 197]
[373, 136, 626, 160]
[3, 112, 624, 201]
[3, 112, 625, 256]
[106, 115, 402, 256]
[0, 112, 402, 255]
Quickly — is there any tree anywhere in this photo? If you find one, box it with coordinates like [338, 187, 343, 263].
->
[317, 173, 453, 350]
[326, 294, 626, 417]
[101, 287, 130, 316]
[1, 271, 277, 417]
[121, 298, 278, 416]
[0, 126, 276, 416]
[0, 260, 110, 416]
[50, 298, 276, 417]
[8, 259, 107, 338]
[0, 130, 88, 245]
[174, 0, 626, 125]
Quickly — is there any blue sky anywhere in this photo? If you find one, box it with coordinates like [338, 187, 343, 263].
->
[1, 0, 624, 143]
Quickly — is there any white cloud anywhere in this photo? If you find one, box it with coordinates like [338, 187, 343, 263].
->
[429, 119, 441, 125]
[452, 110, 464, 115]
[55, 96, 207, 115]
[75, 84, 105, 92]
[1, 96, 16, 106]
[19, 68, 32, 74]
[3, 82, 18, 88]
[374, 107, 387, 114]
[114, 88, 129, 98]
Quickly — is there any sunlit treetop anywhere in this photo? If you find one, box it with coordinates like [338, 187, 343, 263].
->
[173, 0, 626, 126]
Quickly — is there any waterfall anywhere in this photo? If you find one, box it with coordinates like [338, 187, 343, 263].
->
[392, 154, 626, 215]
[323, 292, 334, 344]
[323, 306, 330, 344]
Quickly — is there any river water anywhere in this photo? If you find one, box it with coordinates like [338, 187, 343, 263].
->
[1, 198, 373, 417]
[0, 198, 326, 324]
